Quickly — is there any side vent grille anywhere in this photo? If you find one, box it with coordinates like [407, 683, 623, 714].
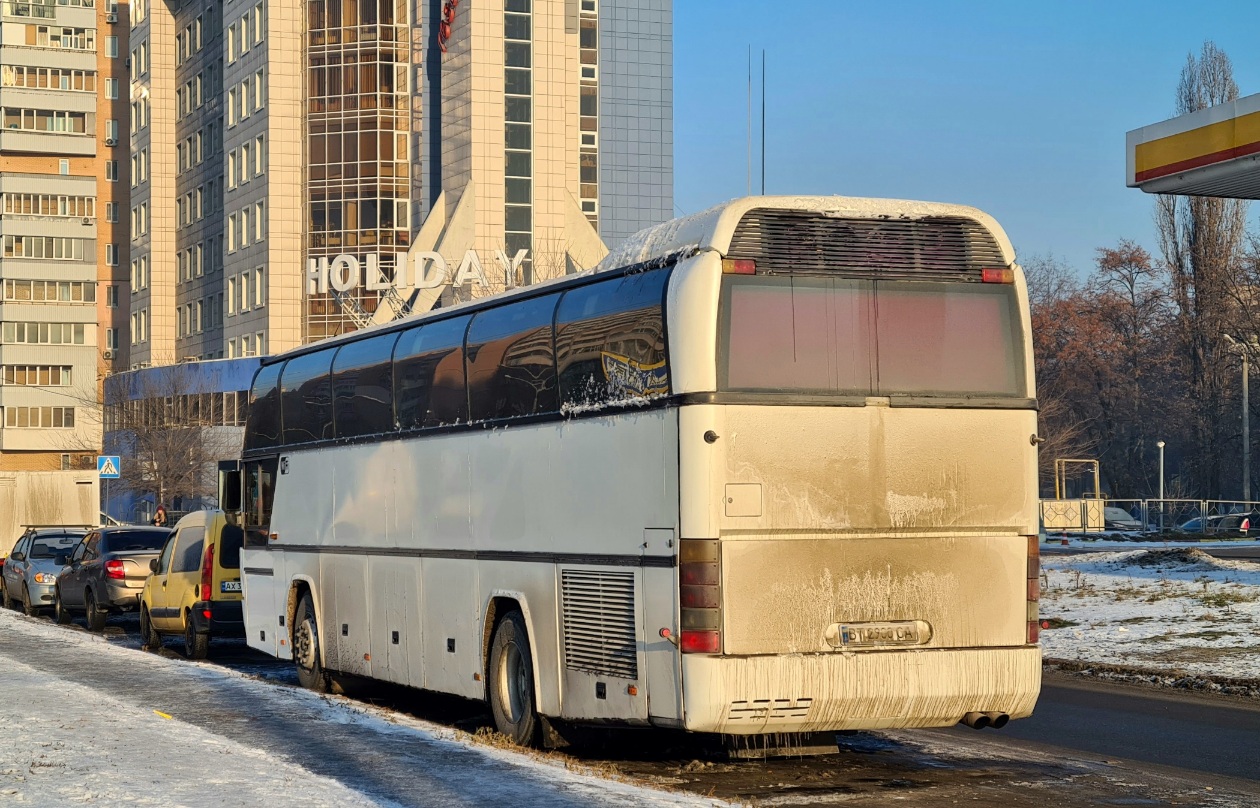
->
[727, 698, 814, 722]
[561, 569, 638, 680]
[727, 209, 1008, 281]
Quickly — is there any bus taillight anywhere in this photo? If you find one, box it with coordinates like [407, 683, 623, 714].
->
[1026, 535, 1040, 644]
[721, 258, 756, 275]
[981, 267, 1015, 284]
[679, 539, 721, 654]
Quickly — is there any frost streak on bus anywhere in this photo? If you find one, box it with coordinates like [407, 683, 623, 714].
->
[233, 195, 1041, 746]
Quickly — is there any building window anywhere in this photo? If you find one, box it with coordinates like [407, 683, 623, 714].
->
[59, 159, 69, 175]
[105, 243, 118, 266]
[4, 407, 75, 429]
[105, 160, 118, 181]
[254, 266, 265, 307]
[104, 78, 118, 99]
[105, 328, 117, 350]
[105, 202, 117, 222]
[105, 36, 118, 58]
[106, 285, 118, 307]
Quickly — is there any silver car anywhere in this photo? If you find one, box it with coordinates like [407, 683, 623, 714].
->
[1, 529, 86, 616]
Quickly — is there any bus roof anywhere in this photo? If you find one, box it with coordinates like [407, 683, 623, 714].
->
[596, 195, 1016, 274]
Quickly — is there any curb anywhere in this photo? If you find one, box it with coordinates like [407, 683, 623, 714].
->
[1045, 657, 1260, 701]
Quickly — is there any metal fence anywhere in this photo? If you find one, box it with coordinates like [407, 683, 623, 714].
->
[1040, 498, 1260, 537]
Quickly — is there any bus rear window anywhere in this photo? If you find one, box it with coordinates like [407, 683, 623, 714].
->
[720, 276, 1025, 398]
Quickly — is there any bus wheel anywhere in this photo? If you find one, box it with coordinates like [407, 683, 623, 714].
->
[294, 593, 331, 693]
[488, 610, 540, 747]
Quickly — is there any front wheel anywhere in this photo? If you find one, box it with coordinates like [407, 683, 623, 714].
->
[488, 610, 540, 747]
[293, 594, 331, 693]
[54, 588, 72, 625]
[184, 614, 209, 660]
[21, 584, 38, 617]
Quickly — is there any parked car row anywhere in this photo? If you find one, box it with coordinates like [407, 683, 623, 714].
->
[1, 510, 247, 659]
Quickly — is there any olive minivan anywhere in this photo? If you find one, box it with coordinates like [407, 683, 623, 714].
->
[139, 510, 245, 658]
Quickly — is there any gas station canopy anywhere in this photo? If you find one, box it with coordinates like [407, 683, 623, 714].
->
[1128, 92, 1260, 198]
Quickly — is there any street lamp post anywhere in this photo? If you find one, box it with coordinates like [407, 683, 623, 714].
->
[1157, 440, 1165, 530]
[1223, 334, 1252, 504]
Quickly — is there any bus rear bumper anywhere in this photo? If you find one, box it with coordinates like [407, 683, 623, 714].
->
[680, 646, 1041, 734]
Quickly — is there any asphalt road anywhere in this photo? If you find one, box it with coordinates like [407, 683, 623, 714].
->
[6, 607, 1260, 806]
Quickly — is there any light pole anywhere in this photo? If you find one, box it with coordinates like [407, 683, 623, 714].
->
[1156, 440, 1165, 531]
[1223, 335, 1252, 503]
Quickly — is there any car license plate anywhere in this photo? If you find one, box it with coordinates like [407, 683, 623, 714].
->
[824, 620, 932, 648]
[220, 580, 242, 593]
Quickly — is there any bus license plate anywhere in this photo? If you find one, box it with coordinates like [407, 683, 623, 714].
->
[221, 580, 242, 593]
[825, 620, 931, 648]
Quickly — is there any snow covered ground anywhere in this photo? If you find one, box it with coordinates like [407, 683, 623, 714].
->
[1040, 548, 1260, 680]
[0, 609, 725, 808]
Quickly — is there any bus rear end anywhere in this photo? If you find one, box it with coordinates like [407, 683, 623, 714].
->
[672, 204, 1041, 734]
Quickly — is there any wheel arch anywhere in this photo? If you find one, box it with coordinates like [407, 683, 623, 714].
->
[481, 590, 549, 713]
[286, 574, 319, 646]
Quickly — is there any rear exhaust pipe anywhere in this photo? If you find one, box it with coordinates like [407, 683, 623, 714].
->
[960, 712, 990, 730]
[984, 711, 1010, 729]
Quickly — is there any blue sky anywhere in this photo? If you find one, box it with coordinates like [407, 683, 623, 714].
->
[673, 1, 1260, 276]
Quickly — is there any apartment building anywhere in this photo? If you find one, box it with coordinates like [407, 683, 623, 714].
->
[0, 0, 128, 471]
[128, 0, 672, 364]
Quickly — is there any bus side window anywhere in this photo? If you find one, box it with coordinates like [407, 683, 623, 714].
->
[244, 363, 285, 450]
[331, 331, 399, 437]
[556, 270, 670, 408]
[466, 293, 561, 422]
[243, 458, 278, 546]
[393, 315, 471, 429]
[280, 349, 336, 444]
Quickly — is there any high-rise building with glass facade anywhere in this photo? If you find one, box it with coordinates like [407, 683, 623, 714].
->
[127, 0, 671, 365]
[0, 0, 128, 470]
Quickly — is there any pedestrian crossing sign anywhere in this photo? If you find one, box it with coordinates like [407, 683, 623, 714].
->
[97, 455, 121, 479]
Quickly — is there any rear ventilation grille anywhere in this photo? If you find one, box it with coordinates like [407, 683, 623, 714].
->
[727, 698, 814, 722]
[727, 209, 1008, 281]
[561, 569, 638, 680]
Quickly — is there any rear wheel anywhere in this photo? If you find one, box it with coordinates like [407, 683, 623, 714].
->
[488, 610, 540, 747]
[293, 593, 331, 693]
[183, 612, 209, 660]
[140, 606, 161, 650]
[21, 584, 38, 617]
[54, 588, 72, 625]
[0, 579, 13, 611]
[84, 591, 107, 632]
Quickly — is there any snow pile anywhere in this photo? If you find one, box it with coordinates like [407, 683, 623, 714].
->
[1040, 549, 1260, 680]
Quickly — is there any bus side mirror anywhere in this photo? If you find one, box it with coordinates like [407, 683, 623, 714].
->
[219, 469, 242, 512]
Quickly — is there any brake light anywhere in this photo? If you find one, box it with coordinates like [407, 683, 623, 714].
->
[679, 630, 721, 654]
[678, 539, 721, 654]
[201, 542, 215, 602]
[981, 268, 1015, 284]
[721, 258, 756, 275]
[1026, 535, 1040, 645]
[105, 559, 125, 580]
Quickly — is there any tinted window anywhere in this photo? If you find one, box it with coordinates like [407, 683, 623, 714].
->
[243, 457, 278, 546]
[156, 536, 175, 574]
[173, 526, 206, 573]
[219, 524, 244, 569]
[720, 277, 1026, 397]
[244, 362, 284, 450]
[102, 529, 170, 553]
[466, 295, 559, 421]
[722, 276, 873, 394]
[281, 349, 336, 444]
[394, 315, 471, 429]
[556, 270, 670, 409]
[332, 331, 399, 438]
[873, 281, 1025, 396]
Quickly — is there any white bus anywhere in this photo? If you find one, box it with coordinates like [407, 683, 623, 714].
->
[234, 196, 1042, 746]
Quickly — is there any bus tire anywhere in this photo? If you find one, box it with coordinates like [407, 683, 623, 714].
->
[294, 593, 331, 693]
[488, 610, 540, 747]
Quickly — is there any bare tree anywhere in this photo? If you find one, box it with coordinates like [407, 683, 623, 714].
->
[1155, 41, 1249, 497]
[104, 366, 240, 512]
